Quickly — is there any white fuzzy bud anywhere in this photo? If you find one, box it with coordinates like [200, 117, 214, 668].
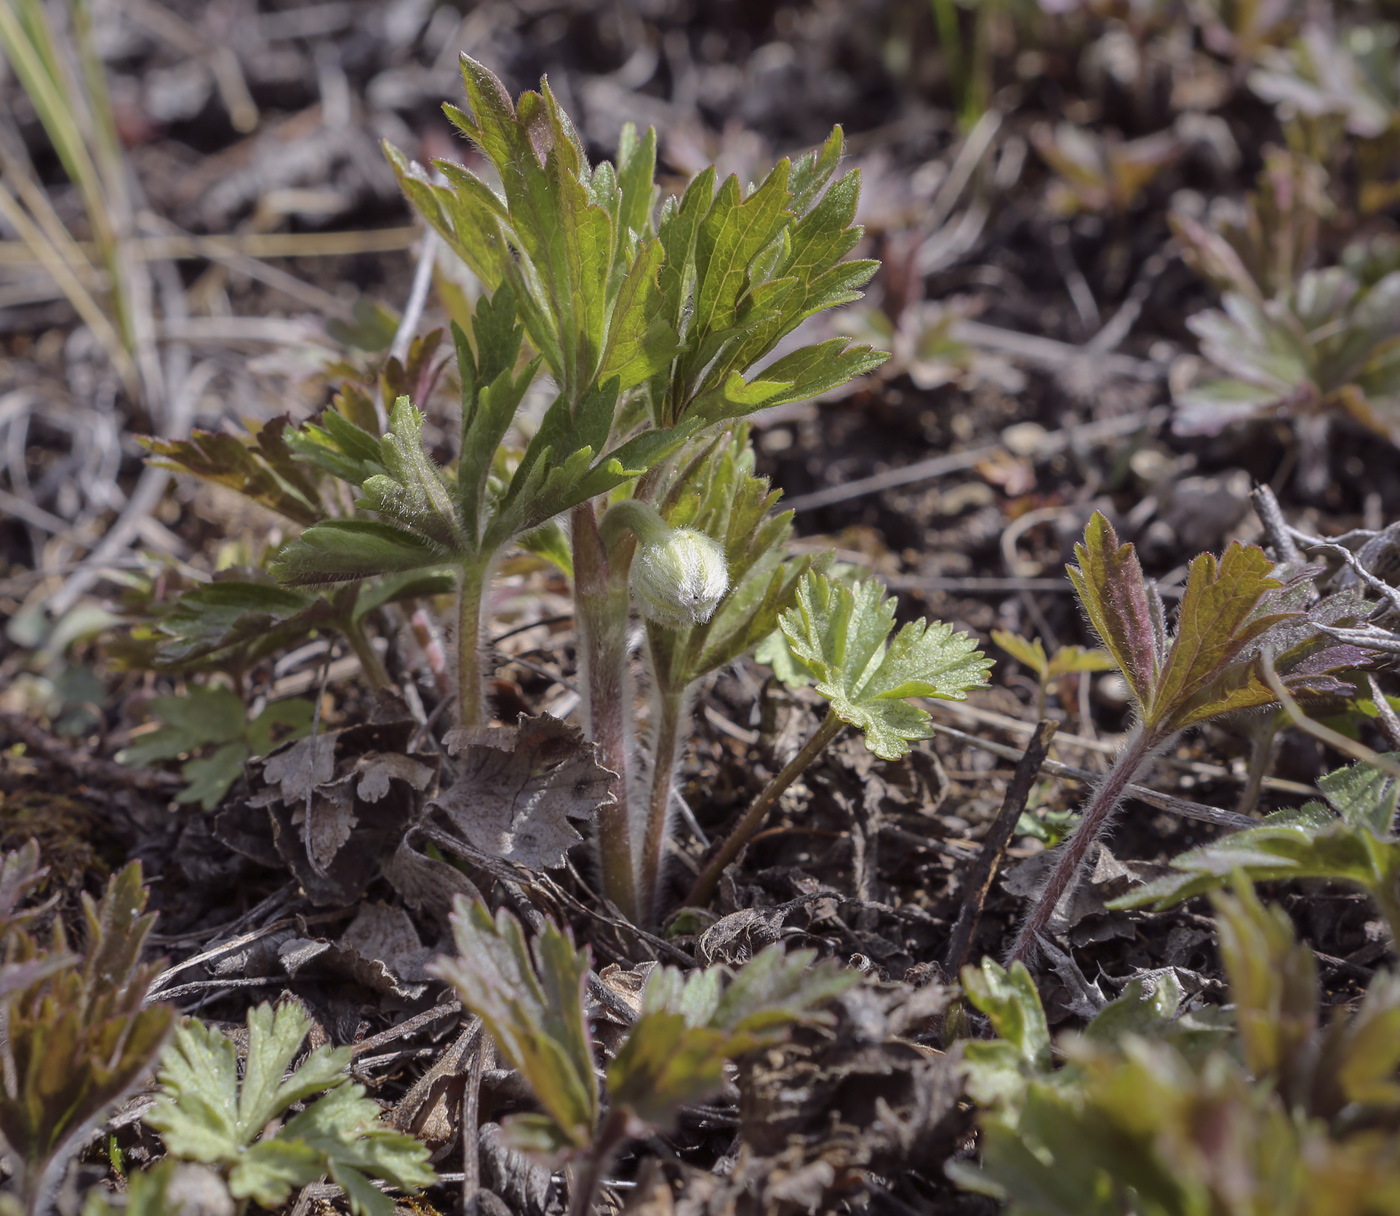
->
[631, 527, 729, 629]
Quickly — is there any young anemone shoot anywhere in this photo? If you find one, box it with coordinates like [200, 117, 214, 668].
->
[1112, 751, 1400, 949]
[430, 897, 855, 1216]
[1010, 511, 1370, 963]
[594, 428, 818, 924]
[686, 568, 992, 911]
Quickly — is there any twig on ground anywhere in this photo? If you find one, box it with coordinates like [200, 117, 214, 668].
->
[929, 698, 1316, 796]
[1260, 652, 1400, 781]
[926, 719, 1259, 831]
[945, 720, 1057, 977]
[461, 1034, 493, 1214]
[0, 710, 182, 792]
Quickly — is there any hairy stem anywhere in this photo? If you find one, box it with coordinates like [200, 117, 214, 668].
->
[1010, 725, 1162, 963]
[1236, 710, 1282, 817]
[456, 559, 491, 727]
[566, 1108, 628, 1216]
[639, 682, 688, 926]
[687, 709, 844, 910]
[573, 502, 641, 922]
[341, 617, 391, 690]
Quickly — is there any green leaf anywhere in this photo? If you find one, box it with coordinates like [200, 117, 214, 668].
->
[146, 1020, 243, 1162]
[454, 285, 538, 546]
[156, 685, 245, 745]
[142, 421, 324, 527]
[1318, 753, 1400, 835]
[691, 164, 794, 346]
[1149, 542, 1293, 731]
[147, 579, 330, 674]
[229, 1138, 324, 1207]
[358, 396, 460, 548]
[245, 699, 314, 757]
[1111, 753, 1400, 949]
[117, 684, 246, 767]
[962, 958, 1052, 1074]
[283, 404, 387, 489]
[430, 899, 598, 1153]
[993, 629, 1049, 678]
[271, 520, 456, 585]
[176, 740, 250, 810]
[147, 1000, 432, 1209]
[607, 945, 854, 1134]
[0, 860, 173, 1179]
[1065, 512, 1363, 743]
[1211, 876, 1319, 1096]
[598, 238, 679, 390]
[1047, 645, 1116, 677]
[351, 569, 457, 622]
[778, 570, 991, 760]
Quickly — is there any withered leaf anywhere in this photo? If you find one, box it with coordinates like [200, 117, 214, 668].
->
[430, 715, 614, 870]
[256, 734, 337, 807]
[303, 782, 356, 873]
[231, 711, 438, 906]
[382, 837, 483, 924]
[356, 752, 437, 802]
[338, 902, 435, 984]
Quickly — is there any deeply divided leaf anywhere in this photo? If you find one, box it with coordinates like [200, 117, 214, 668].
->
[778, 570, 991, 760]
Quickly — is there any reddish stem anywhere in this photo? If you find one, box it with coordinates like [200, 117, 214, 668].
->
[572, 502, 642, 922]
[1009, 725, 1162, 963]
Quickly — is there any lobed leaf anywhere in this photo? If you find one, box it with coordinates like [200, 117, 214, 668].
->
[147, 1000, 432, 1214]
[270, 520, 456, 585]
[607, 944, 854, 1134]
[430, 900, 598, 1153]
[143, 420, 324, 527]
[779, 570, 990, 760]
[1064, 512, 1164, 711]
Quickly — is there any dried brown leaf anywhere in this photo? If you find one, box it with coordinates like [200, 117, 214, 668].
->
[431, 715, 614, 870]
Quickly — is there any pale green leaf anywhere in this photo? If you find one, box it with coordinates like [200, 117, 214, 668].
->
[228, 1138, 322, 1208]
[779, 570, 990, 760]
[993, 630, 1050, 678]
[175, 739, 249, 810]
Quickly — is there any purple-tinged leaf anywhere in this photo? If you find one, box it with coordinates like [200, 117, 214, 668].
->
[1064, 512, 1163, 711]
[1150, 543, 1298, 733]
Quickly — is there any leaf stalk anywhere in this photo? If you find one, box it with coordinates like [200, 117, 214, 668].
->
[687, 707, 844, 910]
[1010, 724, 1161, 963]
[573, 503, 643, 922]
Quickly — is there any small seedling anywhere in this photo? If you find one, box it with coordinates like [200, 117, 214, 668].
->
[1010, 511, 1367, 962]
[0, 861, 173, 1216]
[992, 628, 1114, 720]
[1171, 148, 1329, 308]
[1250, 23, 1396, 145]
[955, 877, 1400, 1216]
[1114, 752, 1400, 946]
[687, 568, 991, 909]
[598, 427, 819, 923]
[117, 684, 314, 810]
[1174, 262, 1400, 491]
[145, 1001, 435, 1216]
[431, 897, 855, 1216]
[1032, 122, 1182, 216]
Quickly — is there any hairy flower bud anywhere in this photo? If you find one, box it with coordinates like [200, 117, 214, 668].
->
[631, 527, 729, 628]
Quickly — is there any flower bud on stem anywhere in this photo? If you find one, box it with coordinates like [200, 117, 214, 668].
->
[600, 500, 729, 630]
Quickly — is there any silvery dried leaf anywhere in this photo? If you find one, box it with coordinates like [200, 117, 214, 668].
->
[430, 715, 614, 871]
